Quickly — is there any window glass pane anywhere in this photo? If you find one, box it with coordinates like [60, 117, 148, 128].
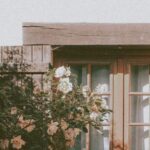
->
[92, 65, 110, 93]
[70, 65, 87, 150]
[90, 65, 111, 150]
[71, 65, 87, 86]
[90, 126, 110, 150]
[130, 96, 150, 123]
[102, 95, 111, 109]
[130, 126, 150, 150]
[90, 116, 110, 149]
[131, 65, 150, 92]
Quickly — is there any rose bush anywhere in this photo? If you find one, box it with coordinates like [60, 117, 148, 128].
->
[0, 64, 111, 150]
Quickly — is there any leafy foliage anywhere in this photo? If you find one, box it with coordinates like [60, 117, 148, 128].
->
[0, 65, 111, 150]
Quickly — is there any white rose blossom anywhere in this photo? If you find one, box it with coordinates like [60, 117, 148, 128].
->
[101, 99, 108, 109]
[95, 84, 108, 94]
[55, 66, 66, 78]
[90, 112, 99, 120]
[82, 85, 89, 98]
[55, 66, 71, 78]
[65, 67, 71, 77]
[57, 78, 73, 94]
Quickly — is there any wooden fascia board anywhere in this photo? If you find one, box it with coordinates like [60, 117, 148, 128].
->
[23, 23, 150, 45]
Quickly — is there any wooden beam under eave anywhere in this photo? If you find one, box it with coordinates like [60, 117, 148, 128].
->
[23, 23, 150, 45]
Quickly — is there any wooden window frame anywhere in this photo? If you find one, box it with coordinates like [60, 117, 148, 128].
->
[54, 48, 150, 150]
[56, 59, 116, 150]
[124, 57, 150, 150]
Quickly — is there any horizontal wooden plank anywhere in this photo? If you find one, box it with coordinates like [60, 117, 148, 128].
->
[129, 123, 150, 126]
[129, 92, 150, 95]
[0, 46, 51, 73]
[23, 23, 150, 45]
[0, 63, 49, 73]
[23, 63, 49, 73]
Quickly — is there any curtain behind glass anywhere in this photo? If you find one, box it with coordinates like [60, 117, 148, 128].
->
[70, 66, 87, 150]
[130, 65, 150, 150]
[90, 65, 110, 150]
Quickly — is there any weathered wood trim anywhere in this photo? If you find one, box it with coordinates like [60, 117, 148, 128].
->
[23, 23, 150, 45]
[124, 58, 150, 150]
[0, 45, 53, 72]
[113, 59, 124, 148]
[124, 64, 130, 150]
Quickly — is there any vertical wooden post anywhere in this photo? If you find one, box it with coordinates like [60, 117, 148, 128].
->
[86, 64, 91, 150]
[113, 58, 124, 149]
[124, 63, 130, 150]
[43, 45, 53, 67]
[23, 45, 32, 63]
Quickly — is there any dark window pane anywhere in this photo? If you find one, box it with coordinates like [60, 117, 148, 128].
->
[71, 65, 87, 86]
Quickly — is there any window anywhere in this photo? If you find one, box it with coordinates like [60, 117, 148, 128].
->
[124, 59, 150, 150]
[54, 47, 150, 150]
[71, 64, 113, 150]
